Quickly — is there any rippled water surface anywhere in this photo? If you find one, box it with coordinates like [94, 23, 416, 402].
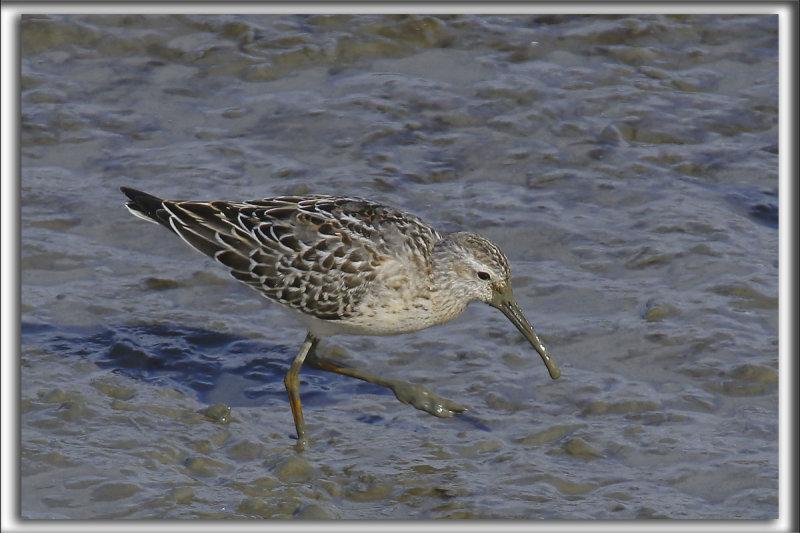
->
[20, 14, 778, 520]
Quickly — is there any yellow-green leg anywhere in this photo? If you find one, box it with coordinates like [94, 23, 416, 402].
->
[284, 332, 318, 447]
[306, 350, 466, 418]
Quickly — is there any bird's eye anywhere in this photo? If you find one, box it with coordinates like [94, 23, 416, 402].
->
[477, 271, 491, 281]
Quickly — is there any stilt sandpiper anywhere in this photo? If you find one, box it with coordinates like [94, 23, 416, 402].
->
[121, 187, 560, 446]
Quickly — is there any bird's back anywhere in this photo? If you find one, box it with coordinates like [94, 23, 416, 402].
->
[122, 188, 440, 321]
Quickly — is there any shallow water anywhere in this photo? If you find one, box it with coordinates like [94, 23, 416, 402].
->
[20, 14, 778, 519]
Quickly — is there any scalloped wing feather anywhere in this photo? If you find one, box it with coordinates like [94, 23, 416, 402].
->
[132, 193, 441, 321]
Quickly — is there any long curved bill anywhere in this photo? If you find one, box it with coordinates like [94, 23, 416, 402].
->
[491, 286, 561, 380]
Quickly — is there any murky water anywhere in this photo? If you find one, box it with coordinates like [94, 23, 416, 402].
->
[20, 14, 778, 519]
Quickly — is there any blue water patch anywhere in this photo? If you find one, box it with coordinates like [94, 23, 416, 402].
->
[724, 188, 779, 229]
[748, 202, 778, 229]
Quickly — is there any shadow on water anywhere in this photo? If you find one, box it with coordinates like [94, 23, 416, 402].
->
[20, 322, 393, 408]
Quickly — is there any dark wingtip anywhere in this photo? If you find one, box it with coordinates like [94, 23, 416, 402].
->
[121, 186, 168, 225]
[120, 186, 160, 203]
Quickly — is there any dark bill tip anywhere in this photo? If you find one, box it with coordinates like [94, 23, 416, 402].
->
[492, 291, 561, 380]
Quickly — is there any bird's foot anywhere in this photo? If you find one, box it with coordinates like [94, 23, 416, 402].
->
[385, 379, 466, 418]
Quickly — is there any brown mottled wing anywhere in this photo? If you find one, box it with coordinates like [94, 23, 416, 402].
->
[149, 194, 440, 320]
